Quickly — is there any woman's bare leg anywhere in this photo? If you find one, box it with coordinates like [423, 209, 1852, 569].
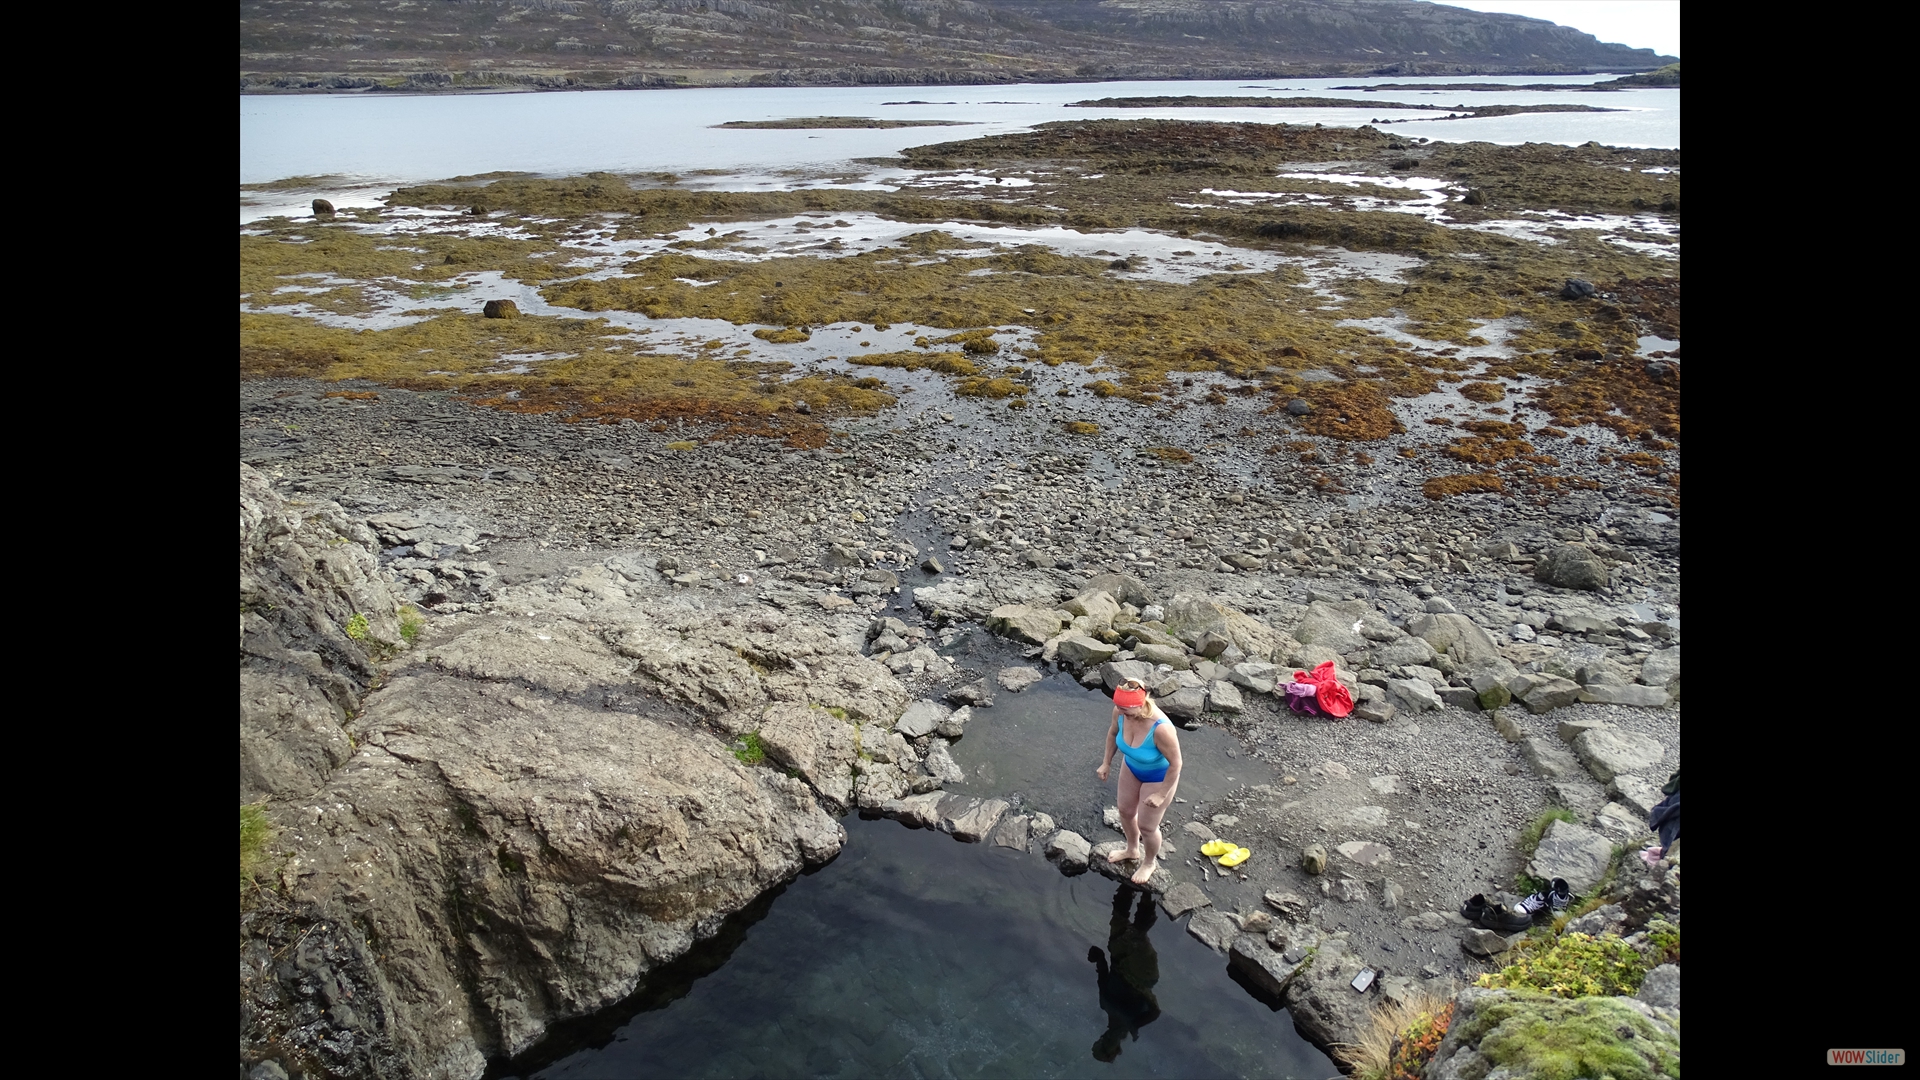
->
[1131, 781, 1173, 884]
[1113, 766, 1144, 862]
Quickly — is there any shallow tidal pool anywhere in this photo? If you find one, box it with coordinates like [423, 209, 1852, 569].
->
[499, 815, 1335, 1079]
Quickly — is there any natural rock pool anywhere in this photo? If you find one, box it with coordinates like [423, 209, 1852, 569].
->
[495, 815, 1335, 1079]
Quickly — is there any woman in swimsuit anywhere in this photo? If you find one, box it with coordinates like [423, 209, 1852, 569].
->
[1096, 677, 1183, 885]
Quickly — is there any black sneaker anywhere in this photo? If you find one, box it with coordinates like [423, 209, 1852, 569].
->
[1478, 902, 1533, 933]
[1549, 878, 1574, 911]
[1460, 894, 1489, 922]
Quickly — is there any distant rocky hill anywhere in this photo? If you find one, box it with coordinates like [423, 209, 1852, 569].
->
[240, 0, 1676, 92]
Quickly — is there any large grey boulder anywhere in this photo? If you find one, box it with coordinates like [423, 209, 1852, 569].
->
[1162, 592, 1298, 663]
[1408, 612, 1505, 671]
[1160, 881, 1212, 918]
[1160, 685, 1207, 719]
[944, 797, 1008, 842]
[1520, 676, 1583, 714]
[1293, 599, 1398, 656]
[1132, 642, 1190, 669]
[1207, 680, 1245, 714]
[1639, 645, 1680, 689]
[1370, 636, 1437, 668]
[1054, 634, 1117, 668]
[1063, 588, 1122, 627]
[988, 604, 1066, 645]
[923, 739, 966, 784]
[1386, 678, 1443, 714]
[1638, 964, 1680, 1009]
[756, 702, 859, 810]
[1084, 572, 1153, 607]
[1535, 544, 1610, 590]
[895, 700, 949, 738]
[1572, 727, 1666, 783]
[1228, 661, 1280, 694]
[1099, 659, 1155, 690]
[1527, 818, 1616, 893]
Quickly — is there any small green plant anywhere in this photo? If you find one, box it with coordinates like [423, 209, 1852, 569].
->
[398, 606, 426, 644]
[1518, 807, 1577, 857]
[240, 803, 273, 892]
[1477, 932, 1649, 999]
[733, 732, 765, 766]
[344, 612, 370, 640]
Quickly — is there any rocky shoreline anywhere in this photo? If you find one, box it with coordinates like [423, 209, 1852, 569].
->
[241, 364, 1678, 1078]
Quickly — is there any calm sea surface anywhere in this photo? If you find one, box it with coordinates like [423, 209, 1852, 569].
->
[240, 75, 1676, 219]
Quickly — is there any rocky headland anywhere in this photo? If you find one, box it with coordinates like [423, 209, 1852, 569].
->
[239, 0, 1675, 94]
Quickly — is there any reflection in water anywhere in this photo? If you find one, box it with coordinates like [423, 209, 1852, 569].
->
[1090, 886, 1162, 1062]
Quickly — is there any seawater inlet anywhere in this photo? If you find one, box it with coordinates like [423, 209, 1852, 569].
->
[495, 815, 1335, 1079]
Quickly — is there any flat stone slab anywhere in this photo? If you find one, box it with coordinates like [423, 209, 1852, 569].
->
[1522, 737, 1583, 779]
[1160, 881, 1212, 919]
[1608, 774, 1664, 817]
[1527, 818, 1616, 893]
[1187, 908, 1238, 953]
[997, 666, 1044, 693]
[1336, 841, 1392, 867]
[1578, 683, 1671, 707]
[1572, 727, 1666, 783]
[893, 790, 947, 830]
[946, 797, 1008, 843]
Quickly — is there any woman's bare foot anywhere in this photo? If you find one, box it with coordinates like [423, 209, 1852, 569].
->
[1110, 846, 1143, 864]
[1130, 858, 1159, 885]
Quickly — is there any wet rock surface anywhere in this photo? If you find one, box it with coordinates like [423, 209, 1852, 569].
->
[239, 374, 1678, 1076]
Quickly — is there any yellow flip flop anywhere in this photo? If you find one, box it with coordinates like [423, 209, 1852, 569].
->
[1201, 839, 1235, 858]
[1219, 846, 1251, 868]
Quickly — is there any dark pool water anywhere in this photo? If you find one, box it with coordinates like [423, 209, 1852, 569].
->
[500, 815, 1335, 1079]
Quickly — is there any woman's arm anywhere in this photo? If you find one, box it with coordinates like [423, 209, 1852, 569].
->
[1145, 723, 1182, 807]
[1097, 708, 1119, 780]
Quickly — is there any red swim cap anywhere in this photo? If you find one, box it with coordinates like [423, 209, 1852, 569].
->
[1113, 686, 1148, 708]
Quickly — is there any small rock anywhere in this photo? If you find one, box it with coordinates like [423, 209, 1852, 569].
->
[1286, 398, 1313, 416]
[1491, 708, 1527, 742]
[1561, 278, 1597, 300]
[1301, 844, 1329, 875]
[482, 299, 521, 319]
[1045, 829, 1091, 872]
[991, 814, 1032, 849]
[1103, 805, 1123, 831]
[311, 199, 334, 215]
[1182, 820, 1217, 842]
[935, 705, 970, 739]
[1637, 964, 1680, 1009]
[1462, 928, 1510, 958]
[1381, 882, 1405, 910]
[921, 555, 944, 574]
[1264, 890, 1310, 921]
[922, 740, 966, 784]
[895, 700, 949, 738]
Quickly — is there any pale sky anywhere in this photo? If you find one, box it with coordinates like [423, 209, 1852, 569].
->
[1438, 1, 1680, 59]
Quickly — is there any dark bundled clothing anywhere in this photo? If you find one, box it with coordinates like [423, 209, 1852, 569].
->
[1648, 769, 1680, 848]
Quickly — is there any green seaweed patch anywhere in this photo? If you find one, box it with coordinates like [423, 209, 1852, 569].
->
[847, 350, 978, 376]
[1063, 421, 1099, 435]
[1142, 446, 1193, 463]
[753, 327, 812, 344]
[956, 377, 1026, 399]
[1456, 992, 1679, 1080]
[1458, 381, 1507, 402]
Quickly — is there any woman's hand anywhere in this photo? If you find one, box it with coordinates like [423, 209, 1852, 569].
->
[1097, 762, 1110, 782]
[1144, 793, 1165, 809]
